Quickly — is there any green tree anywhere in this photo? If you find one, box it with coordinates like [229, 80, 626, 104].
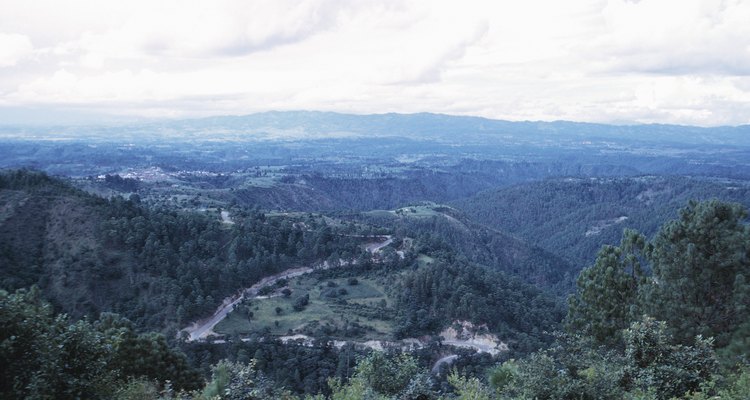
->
[624, 317, 717, 399]
[681, 367, 750, 400]
[720, 319, 750, 365]
[94, 312, 202, 391]
[487, 360, 518, 393]
[568, 200, 750, 355]
[0, 287, 116, 399]
[201, 360, 296, 400]
[327, 352, 434, 399]
[644, 200, 750, 347]
[447, 370, 494, 400]
[502, 333, 627, 400]
[0, 288, 201, 399]
[567, 230, 646, 346]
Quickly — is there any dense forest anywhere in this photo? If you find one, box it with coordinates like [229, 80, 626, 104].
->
[353, 204, 577, 292]
[2, 0, 750, 393]
[453, 176, 750, 267]
[2, 165, 749, 399]
[0, 170, 363, 331]
[0, 170, 567, 398]
[3, 192, 749, 398]
[393, 259, 565, 353]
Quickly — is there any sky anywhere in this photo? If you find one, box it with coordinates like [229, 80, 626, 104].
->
[1, 0, 749, 126]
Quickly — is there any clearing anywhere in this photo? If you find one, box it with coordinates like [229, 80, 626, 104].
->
[214, 275, 395, 341]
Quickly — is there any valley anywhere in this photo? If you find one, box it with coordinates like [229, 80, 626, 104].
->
[2, 112, 750, 399]
[4, 0, 750, 395]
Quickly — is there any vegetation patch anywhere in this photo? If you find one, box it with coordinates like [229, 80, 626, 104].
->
[214, 274, 396, 340]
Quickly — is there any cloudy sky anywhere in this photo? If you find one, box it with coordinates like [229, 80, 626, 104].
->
[1, 0, 749, 126]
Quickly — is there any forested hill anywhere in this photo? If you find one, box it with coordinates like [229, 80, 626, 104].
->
[0, 169, 568, 341]
[0, 169, 361, 331]
[209, 161, 639, 213]
[354, 203, 576, 292]
[452, 175, 750, 267]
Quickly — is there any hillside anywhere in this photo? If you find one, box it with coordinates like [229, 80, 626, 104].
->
[2, 172, 749, 399]
[353, 203, 576, 292]
[132, 159, 644, 213]
[452, 175, 750, 267]
[0, 170, 564, 347]
[0, 170, 363, 331]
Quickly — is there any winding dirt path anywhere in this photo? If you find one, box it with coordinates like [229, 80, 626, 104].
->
[182, 235, 394, 341]
[431, 355, 459, 374]
[183, 266, 314, 341]
[364, 235, 392, 253]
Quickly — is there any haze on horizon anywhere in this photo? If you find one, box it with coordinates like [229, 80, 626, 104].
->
[1, 0, 749, 127]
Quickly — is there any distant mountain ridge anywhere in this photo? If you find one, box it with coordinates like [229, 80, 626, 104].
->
[179, 110, 750, 144]
[3, 110, 750, 146]
[91, 111, 750, 146]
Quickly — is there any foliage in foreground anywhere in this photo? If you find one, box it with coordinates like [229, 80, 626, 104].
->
[192, 344, 748, 400]
[568, 200, 750, 360]
[0, 287, 202, 399]
[4, 192, 749, 399]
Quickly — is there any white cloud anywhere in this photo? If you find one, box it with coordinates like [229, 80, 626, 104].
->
[0, 0, 749, 126]
[0, 33, 33, 67]
[592, 0, 750, 75]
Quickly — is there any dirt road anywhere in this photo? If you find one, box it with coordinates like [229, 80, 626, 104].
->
[431, 355, 459, 374]
[182, 236, 393, 341]
[364, 235, 392, 253]
[183, 266, 314, 341]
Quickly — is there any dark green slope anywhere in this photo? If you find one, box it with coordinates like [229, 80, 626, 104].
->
[0, 170, 361, 331]
[452, 175, 750, 268]
[0, 171, 127, 314]
[352, 203, 576, 293]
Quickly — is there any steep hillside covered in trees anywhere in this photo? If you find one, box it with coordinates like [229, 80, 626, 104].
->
[353, 203, 576, 292]
[0, 170, 362, 331]
[453, 176, 750, 268]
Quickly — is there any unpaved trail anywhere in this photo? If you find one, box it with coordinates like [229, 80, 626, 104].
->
[365, 235, 392, 253]
[206, 333, 505, 376]
[442, 339, 505, 354]
[182, 235, 394, 341]
[184, 266, 313, 341]
[431, 355, 459, 374]
[278, 334, 505, 358]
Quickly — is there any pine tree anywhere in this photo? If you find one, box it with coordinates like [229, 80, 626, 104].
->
[567, 229, 646, 346]
[643, 200, 750, 347]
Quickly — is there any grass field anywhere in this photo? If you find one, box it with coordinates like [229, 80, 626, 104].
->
[239, 176, 279, 188]
[365, 203, 456, 220]
[393, 205, 442, 217]
[214, 273, 397, 340]
[417, 254, 435, 267]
